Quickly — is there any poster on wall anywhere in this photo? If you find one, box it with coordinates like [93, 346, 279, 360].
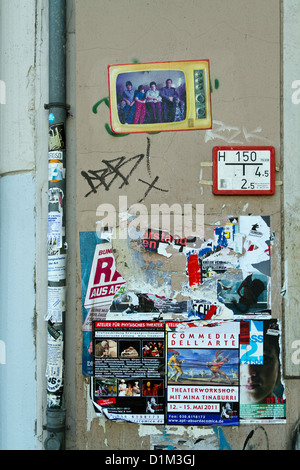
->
[239, 318, 286, 423]
[166, 321, 241, 426]
[91, 321, 165, 424]
[88, 319, 285, 425]
[79, 231, 126, 376]
[108, 60, 212, 135]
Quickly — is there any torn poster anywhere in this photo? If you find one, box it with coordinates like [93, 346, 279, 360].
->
[45, 330, 63, 380]
[48, 160, 64, 183]
[166, 321, 240, 425]
[216, 216, 271, 318]
[107, 289, 219, 321]
[48, 254, 66, 282]
[217, 271, 270, 318]
[48, 212, 63, 249]
[142, 228, 204, 258]
[185, 216, 271, 318]
[91, 321, 165, 424]
[214, 219, 239, 250]
[45, 285, 66, 323]
[185, 236, 240, 289]
[238, 216, 271, 276]
[239, 319, 286, 423]
[79, 231, 126, 376]
[83, 243, 126, 309]
[200, 247, 239, 283]
[142, 229, 189, 257]
[107, 291, 166, 320]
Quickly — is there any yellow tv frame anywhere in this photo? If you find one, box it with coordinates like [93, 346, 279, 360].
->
[108, 60, 212, 134]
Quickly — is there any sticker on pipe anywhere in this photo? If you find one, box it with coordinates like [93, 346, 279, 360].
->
[213, 146, 275, 195]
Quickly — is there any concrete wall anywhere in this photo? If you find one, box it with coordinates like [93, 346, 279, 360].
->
[283, 0, 300, 379]
[0, 0, 48, 450]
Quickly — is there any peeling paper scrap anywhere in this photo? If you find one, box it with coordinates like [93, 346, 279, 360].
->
[142, 228, 188, 257]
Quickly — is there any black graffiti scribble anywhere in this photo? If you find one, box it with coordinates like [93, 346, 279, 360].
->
[81, 138, 168, 200]
[138, 176, 169, 202]
[81, 153, 144, 196]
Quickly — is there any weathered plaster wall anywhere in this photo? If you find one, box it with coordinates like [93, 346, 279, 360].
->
[72, 0, 300, 451]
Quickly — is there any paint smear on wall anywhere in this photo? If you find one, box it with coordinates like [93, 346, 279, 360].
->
[187, 253, 201, 287]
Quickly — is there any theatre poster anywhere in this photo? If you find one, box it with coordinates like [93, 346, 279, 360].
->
[166, 321, 240, 426]
[91, 321, 165, 424]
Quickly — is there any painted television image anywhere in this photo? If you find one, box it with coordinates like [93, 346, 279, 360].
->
[108, 60, 212, 134]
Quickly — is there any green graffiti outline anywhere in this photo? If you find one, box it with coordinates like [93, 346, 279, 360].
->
[92, 96, 160, 137]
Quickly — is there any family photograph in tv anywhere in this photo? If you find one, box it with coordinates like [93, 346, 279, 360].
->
[116, 70, 186, 125]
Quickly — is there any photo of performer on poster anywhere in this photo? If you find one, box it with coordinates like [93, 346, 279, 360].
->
[239, 319, 286, 423]
[167, 348, 239, 386]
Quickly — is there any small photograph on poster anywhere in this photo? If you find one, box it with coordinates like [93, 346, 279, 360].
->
[142, 379, 164, 397]
[119, 340, 140, 358]
[239, 319, 286, 423]
[142, 340, 164, 358]
[95, 378, 118, 397]
[92, 321, 165, 424]
[108, 60, 212, 134]
[166, 321, 240, 426]
[95, 339, 117, 358]
[118, 378, 142, 397]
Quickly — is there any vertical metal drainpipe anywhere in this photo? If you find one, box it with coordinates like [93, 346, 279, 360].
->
[44, 0, 68, 450]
